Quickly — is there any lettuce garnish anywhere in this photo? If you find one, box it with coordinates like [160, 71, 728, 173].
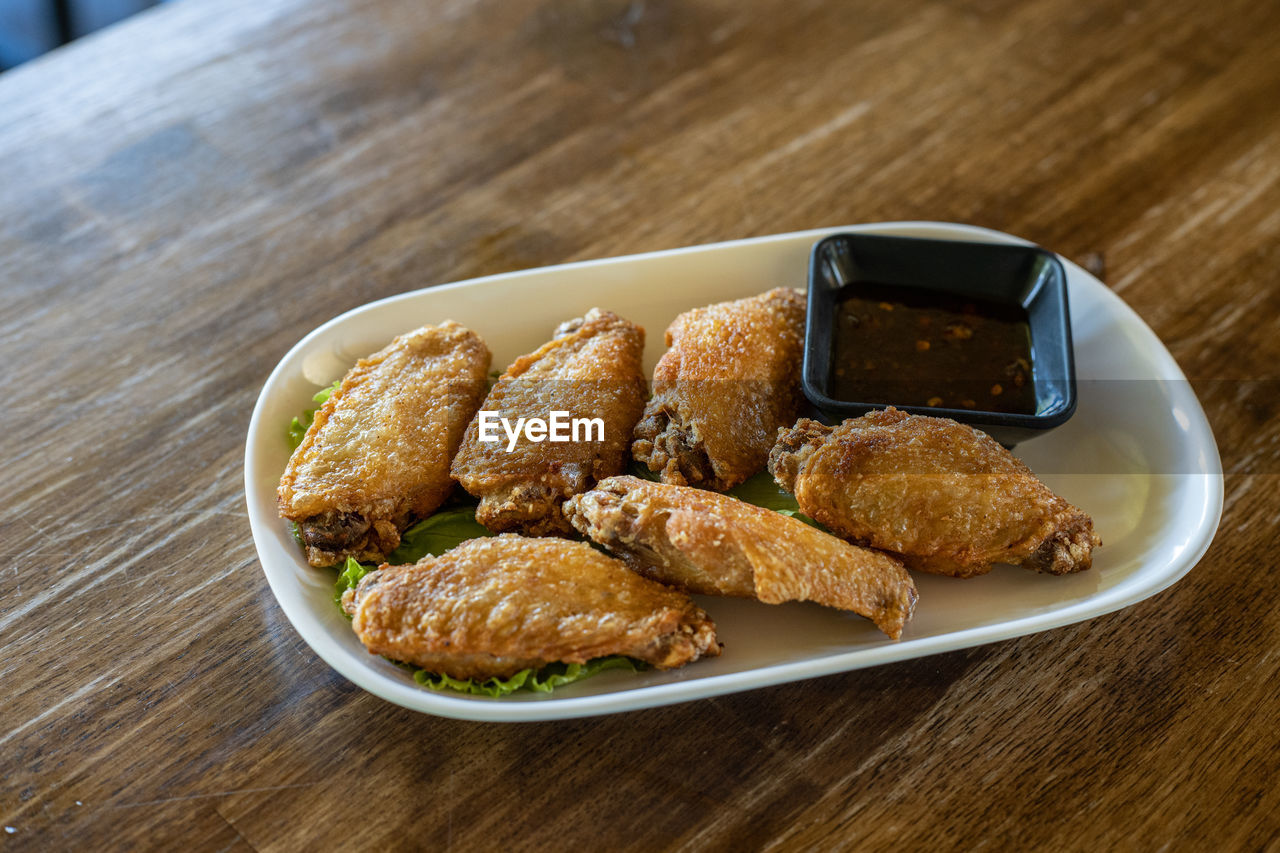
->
[414, 657, 637, 697]
[725, 468, 798, 510]
[287, 380, 341, 449]
[334, 556, 370, 608]
[386, 506, 491, 564]
[728, 470, 824, 528]
[626, 460, 662, 482]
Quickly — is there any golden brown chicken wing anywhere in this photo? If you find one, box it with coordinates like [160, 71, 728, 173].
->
[632, 287, 805, 491]
[278, 321, 491, 567]
[769, 408, 1101, 578]
[341, 534, 720, 680]
[564, 475, 916, 639]
[450, 308, 646, 536]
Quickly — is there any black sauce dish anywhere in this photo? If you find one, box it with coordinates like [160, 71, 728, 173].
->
[802, 233, 1077, 447]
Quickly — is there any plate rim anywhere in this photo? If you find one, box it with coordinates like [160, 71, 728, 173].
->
[245, 221, 1224, 722]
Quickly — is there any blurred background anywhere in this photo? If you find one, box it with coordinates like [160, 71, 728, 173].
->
[0, 0, 156, 69]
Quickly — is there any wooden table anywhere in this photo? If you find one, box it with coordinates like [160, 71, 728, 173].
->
[3, 0, 1277, 848]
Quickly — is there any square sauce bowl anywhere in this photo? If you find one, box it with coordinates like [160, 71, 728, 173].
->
[802, 233, 1077, 446]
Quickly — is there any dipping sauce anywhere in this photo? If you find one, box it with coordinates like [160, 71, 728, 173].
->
[829, 284, 1037, 414]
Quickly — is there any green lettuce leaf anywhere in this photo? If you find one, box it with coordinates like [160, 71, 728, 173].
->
[413, 656, 638, 697]
[728, 470, 825, 529]
[626, 460, 661, 482]
[774, 508, 822, 528]
[334, 556, 370, 610]
[287, 380, 341, 449]
[726, 469, 798, 510]
[385, 506, 491, 564]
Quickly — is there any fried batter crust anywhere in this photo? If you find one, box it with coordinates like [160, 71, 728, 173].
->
[278, 321, 491, 566]
[450, 308, 646, 536]
[768, 408, 1101, 578]
[564, 475, 917, 640]
[632, 287, 805, 491]
[342, 534, 720, 679]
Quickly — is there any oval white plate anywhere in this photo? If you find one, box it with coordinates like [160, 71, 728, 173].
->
[245, 222, 1223, 722]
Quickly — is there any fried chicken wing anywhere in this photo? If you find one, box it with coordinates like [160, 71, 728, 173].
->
[632, 287, 805, 491]
[564, 476, 917, 639]
[278, 321, 491, 567]
[450, 308, 646, 536]
[341, 534, 720, 680]
[769, 408, 1101, 578]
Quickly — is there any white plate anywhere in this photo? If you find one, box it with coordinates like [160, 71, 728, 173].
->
[245, 222, 1223, 722]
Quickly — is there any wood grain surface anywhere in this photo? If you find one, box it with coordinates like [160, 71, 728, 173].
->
[2, 0, 1278, 849]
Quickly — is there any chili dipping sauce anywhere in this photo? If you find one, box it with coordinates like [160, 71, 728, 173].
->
[830, 284, 1037, 414]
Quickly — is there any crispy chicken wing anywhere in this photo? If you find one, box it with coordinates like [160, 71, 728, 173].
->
[769, 408, 1101, 578]
[278, 321, 491, 567]
[564, 476, 917, 639]
[632, 287, 805, 491]
[451, 308, 646, 536]
[341, 534, 720, 680]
